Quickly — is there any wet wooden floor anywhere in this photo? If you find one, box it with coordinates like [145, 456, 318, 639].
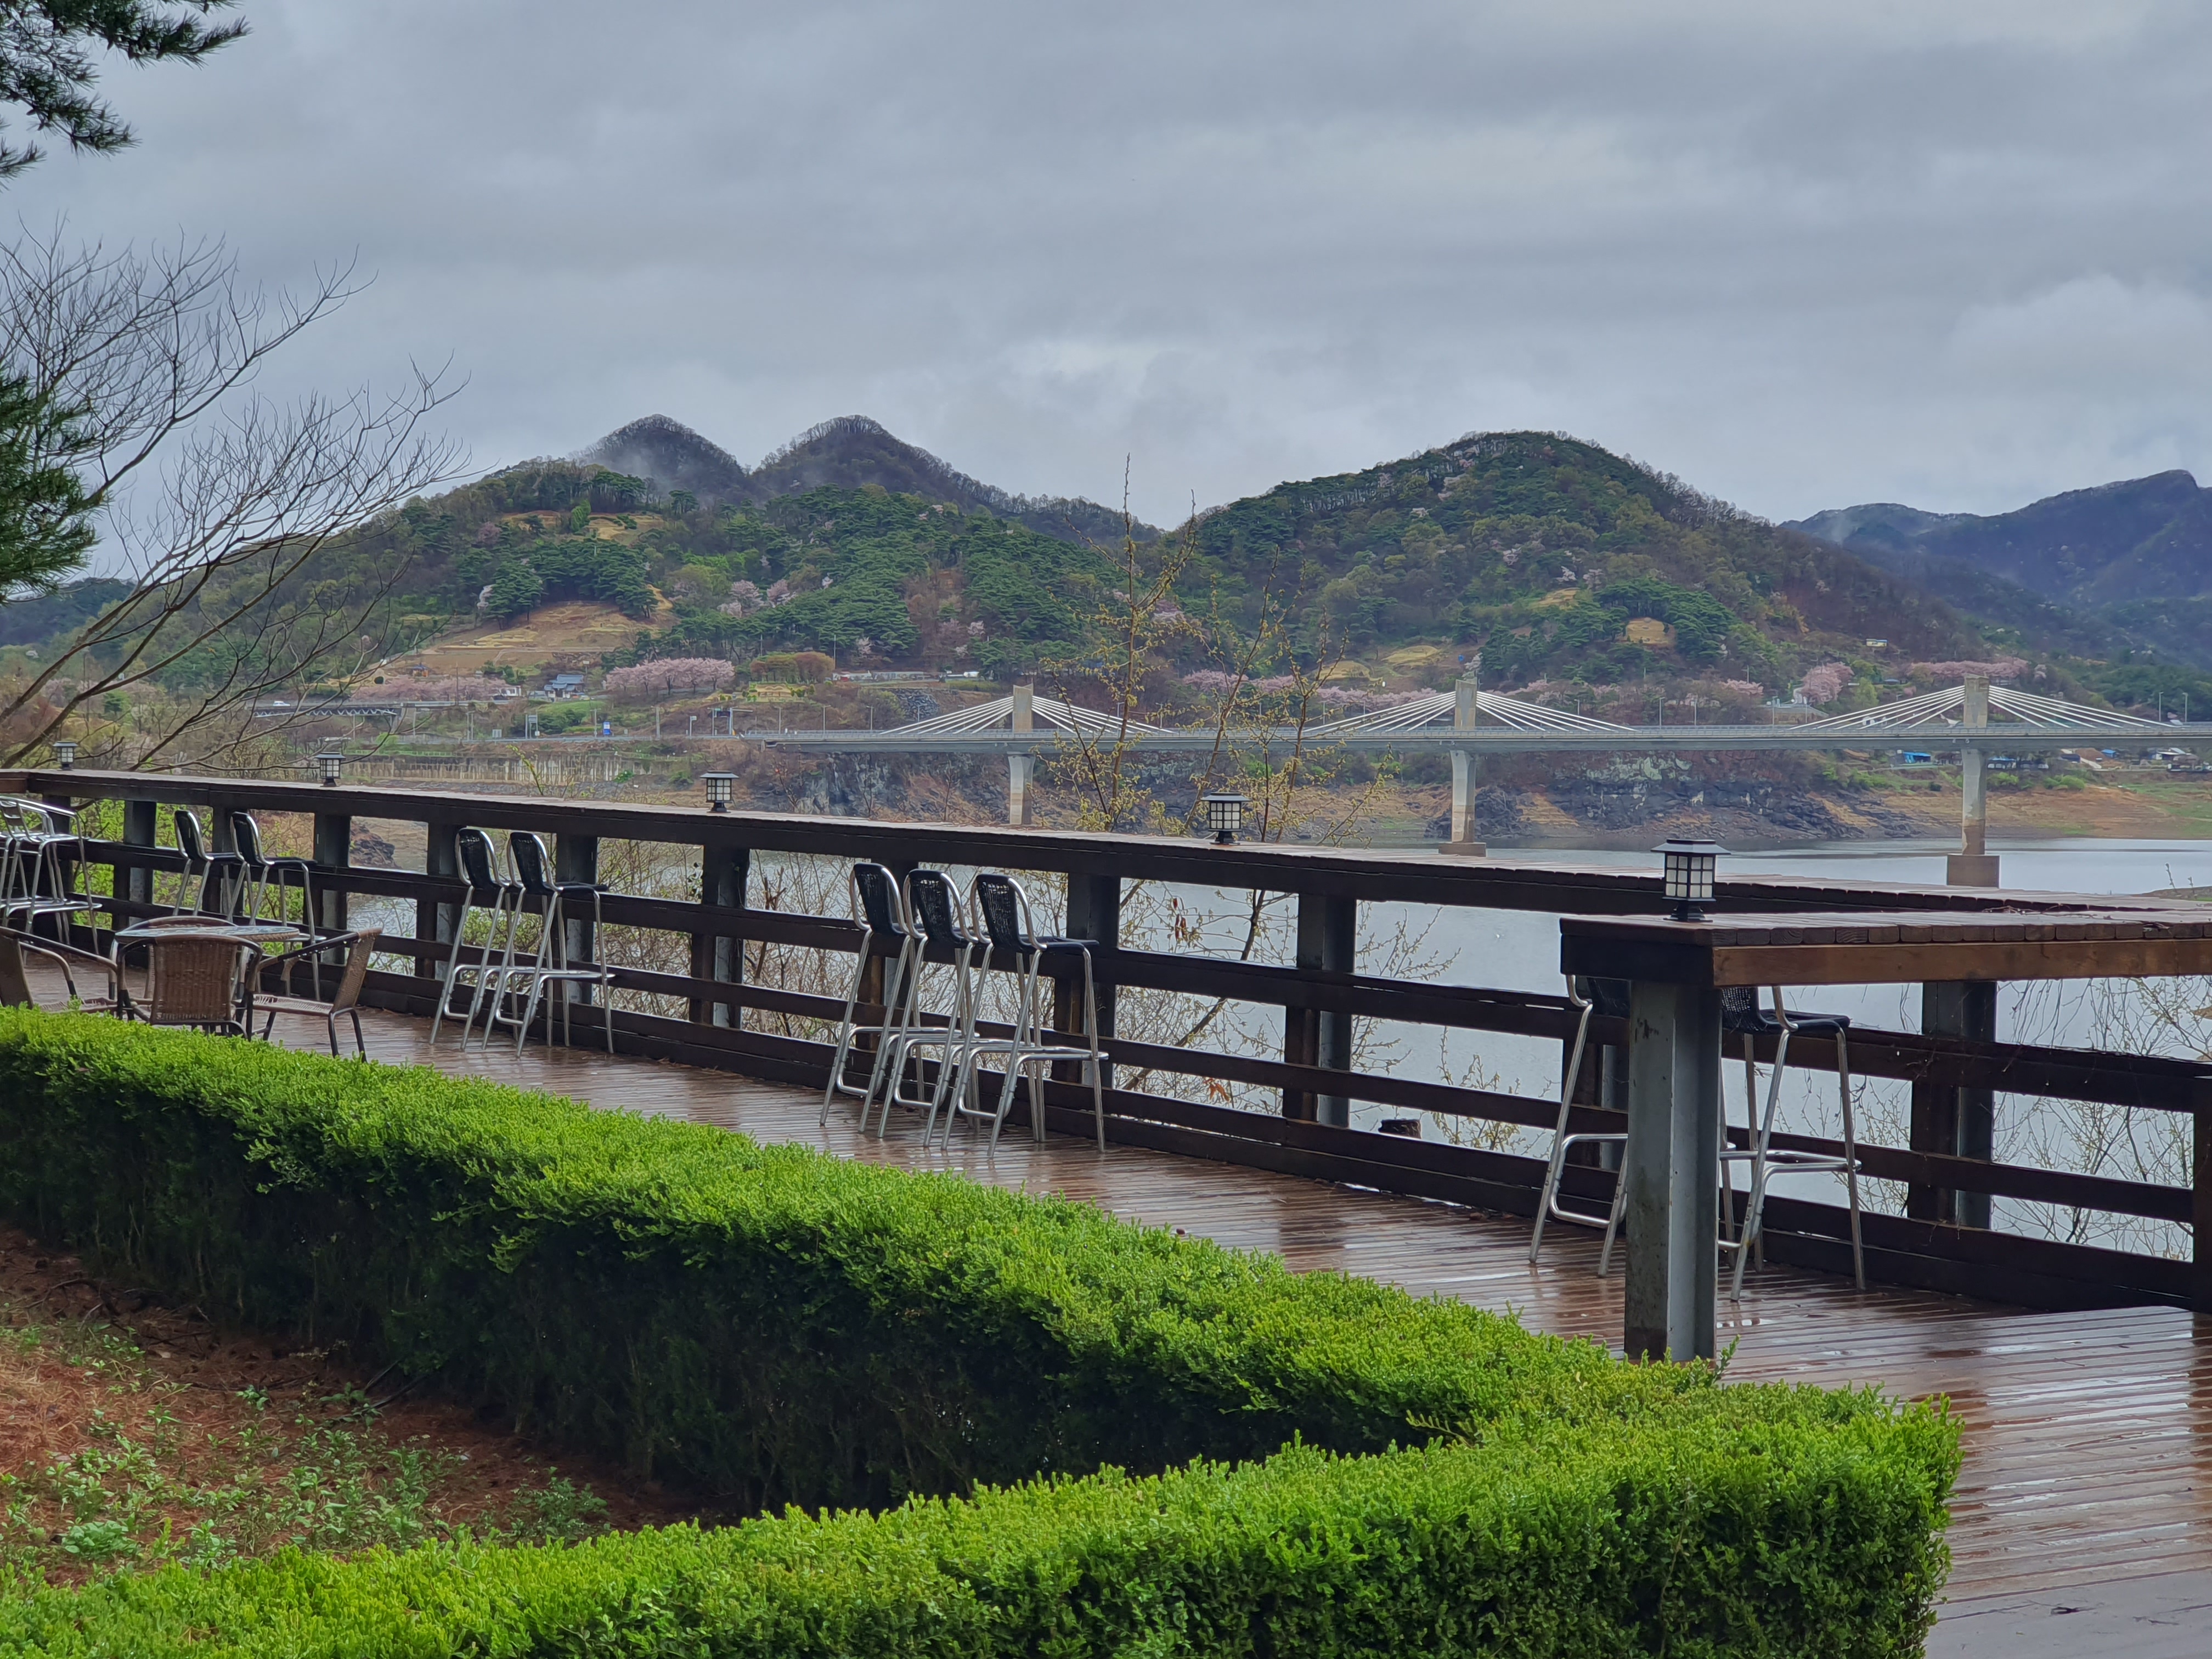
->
[74, 988, 2212, 1647]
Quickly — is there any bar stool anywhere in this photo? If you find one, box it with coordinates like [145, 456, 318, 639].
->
[171, 810, 245, 918]
[1718, 986, 1866, 1296]
[0, 799, 101, 944]
[947, 872, 1104, 1150]
[819, 862, 917, 1127]
[486, 831, 614, 1053]
[1529, 975, 1621, 1260]
[1578, 984, 1867, 1295]
[430, 828, 518, 1045]
[229, 811, 318, 926]
[868, 868, 983, 1140]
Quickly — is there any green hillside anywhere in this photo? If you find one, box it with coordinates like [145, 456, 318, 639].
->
[642, 483, 1110, 678]
[16, 424, 2194, 719]
[1186, 432, 1984, 689]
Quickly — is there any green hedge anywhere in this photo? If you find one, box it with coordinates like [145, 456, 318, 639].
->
[0, 1012, 1956, 1651]
[0, 1424, 1954, 1657]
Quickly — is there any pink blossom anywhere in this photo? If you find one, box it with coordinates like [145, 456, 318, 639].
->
[603, 658, 736, 699]
[381, 675, 514, 704]
[1908, 658, 2028, 682]
[1799, 662, 1853, 704]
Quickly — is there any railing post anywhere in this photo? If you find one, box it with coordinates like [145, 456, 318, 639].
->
[556, 834, 600, 1004]
[419, 821, 459, 988]
[2195, 1083, 2211, 1314]
[691, 842, 748, 1027]
[1911, 979, 1997, 1227]
[1059, 873, 1118, 1093]
[1294, 892, 1356, 1128]
[313, 810, 351, 936]
[1622, 979, 1720, 1364]
[121, 797, 157, 913]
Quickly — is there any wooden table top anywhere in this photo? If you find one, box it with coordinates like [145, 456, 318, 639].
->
[1560, 906, 2212, 987]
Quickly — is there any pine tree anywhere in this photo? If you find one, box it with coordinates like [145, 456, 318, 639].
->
[0, 373, 96, 601]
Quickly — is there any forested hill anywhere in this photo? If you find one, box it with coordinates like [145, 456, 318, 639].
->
[1187, 432, 1990, 688]
[581, 414, 1146, 546]
[11, 423, 2153, 712]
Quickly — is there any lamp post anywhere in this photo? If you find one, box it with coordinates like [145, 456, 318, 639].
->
[317, 752, 345, 787]
[1202, 791, 1249, 845]
[53, 740, 76, 770]
[1654, 838, 1722, 922]
[702, 772, 736, 812]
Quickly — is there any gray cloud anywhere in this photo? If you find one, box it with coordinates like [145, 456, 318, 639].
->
[12, 0, 2210, 524]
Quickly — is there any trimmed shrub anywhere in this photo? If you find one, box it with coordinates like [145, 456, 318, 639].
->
[0, 1425, 1955, 1657]
[0, 1012, 1956, 1650]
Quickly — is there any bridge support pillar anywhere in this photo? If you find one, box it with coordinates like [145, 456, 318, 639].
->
[1438, 676, 1485, 856]
[1948, 677, 1999, 886]
[1008, 683, 1036, 826]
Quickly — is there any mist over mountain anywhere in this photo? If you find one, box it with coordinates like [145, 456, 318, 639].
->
[1792, 471, 2212, 670]
[578, 414, 1149, 545]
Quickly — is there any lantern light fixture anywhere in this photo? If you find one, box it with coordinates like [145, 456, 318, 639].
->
[317, 752, 345, 786]
[53, 740, 76, 770]
[1202, 791, 1249, 845]
[1654, 837, 1723, 922]
[702, 771, 736, 812]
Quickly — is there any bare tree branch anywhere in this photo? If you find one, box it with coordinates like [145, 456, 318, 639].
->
[0, 229, 467, 768]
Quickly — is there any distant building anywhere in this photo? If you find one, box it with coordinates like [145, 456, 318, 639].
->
[545, 673, 587, 698]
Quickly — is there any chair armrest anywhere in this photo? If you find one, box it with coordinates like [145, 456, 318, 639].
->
[259, 930, 363, 973]
[2, 928, 121, 985]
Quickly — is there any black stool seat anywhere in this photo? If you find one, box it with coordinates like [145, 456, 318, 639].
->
[1723, 986, 1849, 1036]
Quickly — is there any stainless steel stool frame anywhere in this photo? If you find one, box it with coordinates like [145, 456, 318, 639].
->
[819, 862, 917, 1127]
[943, 871, 1105, 1151]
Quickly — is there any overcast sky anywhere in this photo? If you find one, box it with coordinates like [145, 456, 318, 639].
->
[13, 0, 2211, 526]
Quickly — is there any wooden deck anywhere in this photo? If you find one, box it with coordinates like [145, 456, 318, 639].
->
[144, 996, 2212, 1654]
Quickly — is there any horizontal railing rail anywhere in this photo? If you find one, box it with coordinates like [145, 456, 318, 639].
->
[11, 766, 2205, 1314]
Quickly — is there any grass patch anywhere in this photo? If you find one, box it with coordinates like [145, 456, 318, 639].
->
[0, 1262, 623, 1593]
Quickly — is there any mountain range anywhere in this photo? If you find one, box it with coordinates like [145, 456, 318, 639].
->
[8, 407, 2210, 720]
[1790, 471, 2212, 672]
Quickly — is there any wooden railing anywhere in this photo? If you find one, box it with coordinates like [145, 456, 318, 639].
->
[9, 767, 2203, 1314]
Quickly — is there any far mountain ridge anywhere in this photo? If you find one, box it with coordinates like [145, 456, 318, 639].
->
[1791, 468, 2212, 670]
[578, 413, 1150, 545]
[1791, 469, 2212, 608]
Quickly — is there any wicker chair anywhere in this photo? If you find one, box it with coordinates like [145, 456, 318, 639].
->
[254, 928, 380, 1058]
[140, 933, 259, 1034]
[0, 925, 130, 1015]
